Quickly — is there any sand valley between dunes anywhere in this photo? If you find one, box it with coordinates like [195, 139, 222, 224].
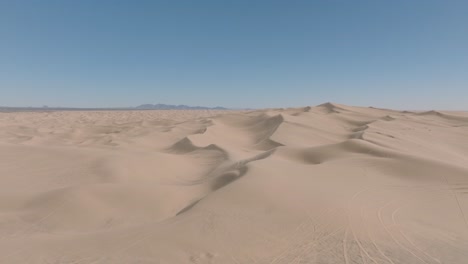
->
[0, 103, 468, 263]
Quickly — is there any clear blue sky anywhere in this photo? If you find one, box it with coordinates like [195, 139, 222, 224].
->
[1, 0, 467, 109]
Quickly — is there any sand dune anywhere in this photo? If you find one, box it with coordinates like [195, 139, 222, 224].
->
[1, 104, 468, 263]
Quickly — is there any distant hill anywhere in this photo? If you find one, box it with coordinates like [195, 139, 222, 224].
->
[0, 104, 228, 112]
[135, 104, 227, 110]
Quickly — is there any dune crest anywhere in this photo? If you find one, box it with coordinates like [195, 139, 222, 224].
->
[1, 105, 468, 263]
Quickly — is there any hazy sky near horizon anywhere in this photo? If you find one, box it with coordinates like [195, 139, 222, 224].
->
[1, 0, 467, 109]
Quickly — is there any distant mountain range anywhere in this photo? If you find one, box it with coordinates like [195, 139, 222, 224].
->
[0, 104, 228, 111]
[135, 104, 227, 110]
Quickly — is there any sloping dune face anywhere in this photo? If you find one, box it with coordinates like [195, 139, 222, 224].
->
[1, 105, 468, 263]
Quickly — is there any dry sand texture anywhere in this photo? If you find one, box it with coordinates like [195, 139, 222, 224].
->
[0, 103, 468, 263]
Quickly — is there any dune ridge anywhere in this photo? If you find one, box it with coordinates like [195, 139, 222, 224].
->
[1, 104, 468, 263]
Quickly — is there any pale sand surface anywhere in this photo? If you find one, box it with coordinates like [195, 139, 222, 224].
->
[1, 104, 468, 263]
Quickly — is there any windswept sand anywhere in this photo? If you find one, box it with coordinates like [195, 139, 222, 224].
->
[1, 104, 468, 263]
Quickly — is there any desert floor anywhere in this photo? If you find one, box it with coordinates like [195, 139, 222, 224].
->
[1, 103, 468, 263]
